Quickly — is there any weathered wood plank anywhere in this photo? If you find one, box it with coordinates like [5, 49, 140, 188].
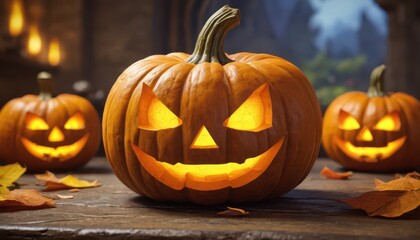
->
[0, 158, 419, 239]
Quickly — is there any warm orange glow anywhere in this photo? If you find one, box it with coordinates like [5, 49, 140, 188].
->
[9, 0, 24, 36]
[64, 113, 85, 130]
[132, 137, 284, 191]
[190, 126, 218, 149]
[48, 38, 61, 66]
[374, 111, 400, 131]
[48, 127, 65, 142]
[21, 134, 89, 161]
[27, 25, 42, 56]
[357, 127, 373, 142]
[224, 83, 272, 132]
[339, 110, 360, 130]
[138, 84, 182, 130]
[26, 113, 49, 130]
[335, 136, 406, 162]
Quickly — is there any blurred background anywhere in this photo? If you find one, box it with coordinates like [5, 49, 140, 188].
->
[0, 0, 419, 156]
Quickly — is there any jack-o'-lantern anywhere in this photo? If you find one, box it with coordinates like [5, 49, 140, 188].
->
[103, 6, 322, 204]
[0, 72, 101, 172]
[322, 65, 420, 172]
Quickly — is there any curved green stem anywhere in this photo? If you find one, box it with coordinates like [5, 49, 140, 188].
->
[37, 72, 53, 100]
[185, 5, 240, 65]
[367, 64, 386, 97]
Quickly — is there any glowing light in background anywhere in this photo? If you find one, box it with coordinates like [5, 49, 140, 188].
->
[9, 0, 24, 36]
[27, 25, 42, 57]
[48, 38, 61, 66]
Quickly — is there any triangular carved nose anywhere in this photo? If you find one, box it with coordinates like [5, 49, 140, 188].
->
[48, 126, 65, 142]
[356, 126, 373, 142]
[190, 125, 218, 149]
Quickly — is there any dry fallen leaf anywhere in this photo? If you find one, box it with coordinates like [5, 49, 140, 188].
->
[217, 206, 249, 217]
[0, 189, 55, 212]
[375, 172, 420, 191]
[373, 178, 386, 187]
[320, 166, 353, 180]
[35, 171, 100, 191]
[340, 190, 420, 218]
[0, 163, 26, 188]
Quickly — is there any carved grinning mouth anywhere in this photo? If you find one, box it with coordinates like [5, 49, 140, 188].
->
[334, 136, 406, 163]
[131, 137, 284, 191]
[21, 134, 89, 162]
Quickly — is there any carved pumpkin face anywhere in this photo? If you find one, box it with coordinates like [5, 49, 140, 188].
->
[333, 109, 406, 162]
[21, 112, 89, 161]
[322, 65, 420, 172]
[131, 83, 284, 191]
[0, 73, 101, 173]
[103, 6, 322, 204]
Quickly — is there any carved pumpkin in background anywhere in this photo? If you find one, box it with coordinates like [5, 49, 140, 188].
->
[0, 72, 101, 172]
[322, 65, 420, 172]
[103, 6, 322, 205]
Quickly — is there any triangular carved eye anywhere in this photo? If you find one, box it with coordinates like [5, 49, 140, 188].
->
[64, 112, 85, 130]
[224, 83, 272, 132]
[26, 112, 49, 130]
[338, 110, 360, 130]
[138, 83, 182, 131]
[374, 111, 400, 131]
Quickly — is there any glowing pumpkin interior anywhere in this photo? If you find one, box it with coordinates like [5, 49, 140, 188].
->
[21, 112, 89, 161]
[132, 83, 284, 191]
[334, 110, 406, 162]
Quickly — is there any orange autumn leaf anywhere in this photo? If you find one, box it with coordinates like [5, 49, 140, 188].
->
[35, 171, 100, 191]
[375, 172, 420, 191]
[217, 206, 249, 217]
[0, 189, 55, 212]
[340, 189, 420, 218]
[373, 178, 386, 187]
[320, 166, 353, 180]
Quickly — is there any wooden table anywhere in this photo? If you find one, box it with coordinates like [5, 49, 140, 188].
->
[1, 157, 419, 239]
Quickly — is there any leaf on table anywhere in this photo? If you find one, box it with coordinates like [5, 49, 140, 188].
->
[374, 178, 386, 187]
[340, 189, 420, 218]
[35, 171, 100, 191]
[0, 189, 55, 212]
[375, 172, 420, 191]
[0, 163, 26, 188]
[320, 166, 353, 180]
[217, 206, 249, 217]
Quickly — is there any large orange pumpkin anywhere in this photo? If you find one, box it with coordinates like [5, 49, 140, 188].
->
[322, 65, 420, 172]
[0, 72, 101, 172]
[103, 6, 322, 204]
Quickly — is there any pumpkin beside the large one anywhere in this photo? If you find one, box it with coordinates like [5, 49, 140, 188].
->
[0, 72, 101, 172]
[103, 6, 322, 204]
[322, 65, 420, 172]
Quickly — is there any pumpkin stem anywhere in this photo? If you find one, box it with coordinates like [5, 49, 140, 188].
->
[367, 64, 386, 97]
[37, 72, 54, 100]
[185, 5, 240, 65]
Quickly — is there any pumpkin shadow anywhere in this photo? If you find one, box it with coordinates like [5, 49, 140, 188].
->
[128, 189, 420, 220]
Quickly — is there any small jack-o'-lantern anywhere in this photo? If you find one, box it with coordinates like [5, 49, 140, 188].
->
[0, 72, 101, 172]
[322, 65, 420, 172]
[103, 6, 322, 205]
